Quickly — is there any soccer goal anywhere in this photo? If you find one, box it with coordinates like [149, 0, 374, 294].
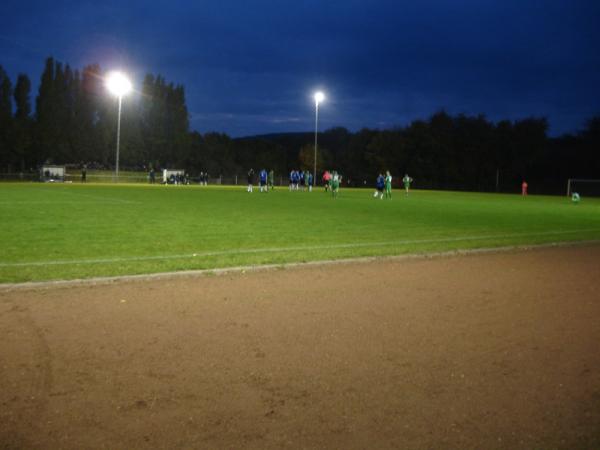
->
[40, 165, 66, 182]
[162, 169, 187, 184]
[566, 179, 600, 197]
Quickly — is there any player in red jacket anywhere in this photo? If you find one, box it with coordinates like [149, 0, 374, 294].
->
[322, 170, 332, 192]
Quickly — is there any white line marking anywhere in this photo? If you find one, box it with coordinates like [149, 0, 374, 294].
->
[1, 228, 598, 268]
[1, 239, 599, 291]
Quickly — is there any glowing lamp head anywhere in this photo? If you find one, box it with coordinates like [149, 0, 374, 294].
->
[106, 71, 132, 97]
[314, 91, 325, 104]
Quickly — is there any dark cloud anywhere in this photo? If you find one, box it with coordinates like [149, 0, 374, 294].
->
[2, 0, 600, 136]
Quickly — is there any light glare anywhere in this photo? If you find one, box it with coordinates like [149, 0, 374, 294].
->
[106, 71, 132, 97]
[314, 91, 325, 104]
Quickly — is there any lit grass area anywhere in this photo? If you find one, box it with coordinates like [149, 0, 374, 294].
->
[1, 182, 599, 283]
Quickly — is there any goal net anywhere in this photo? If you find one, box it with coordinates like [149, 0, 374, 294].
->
[162, 169, 187, 184]
[566, 179, 600, 197]
[40, 165, 66, 182]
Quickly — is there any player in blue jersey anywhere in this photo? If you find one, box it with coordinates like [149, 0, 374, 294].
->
[259, 169, 268, 192]
[373, 173, 384, 199]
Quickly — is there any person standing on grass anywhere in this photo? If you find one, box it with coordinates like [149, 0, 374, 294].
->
[268, 169, 275, 191]
[307, 172, 314, 192]
[374, 173, 384, 199]
[323, 170, 331, 192]
[259, 168, 268, 193]
[522, 180, 528, 196]
[81, 164, 87, 183]
[384, 171, 392, 199]
[331, 171, 340, 198]
[402, 174, 413, 196]
[247, 168, 254, 193]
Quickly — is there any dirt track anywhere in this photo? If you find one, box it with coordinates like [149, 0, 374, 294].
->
[1, 245, 600, 449]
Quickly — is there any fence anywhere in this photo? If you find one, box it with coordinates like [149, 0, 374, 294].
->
[0, 171, 290, 186]
[0, 172, 40, 182]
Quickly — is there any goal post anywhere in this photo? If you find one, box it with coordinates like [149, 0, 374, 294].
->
[566, 178, 600, 197]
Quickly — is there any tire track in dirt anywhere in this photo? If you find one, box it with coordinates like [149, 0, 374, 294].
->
[0, 299, 53, 448]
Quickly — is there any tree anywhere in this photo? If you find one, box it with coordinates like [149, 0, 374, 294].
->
[14, 74, 31, 119]
[35, 57, 58, 163]
[578, 116, 600, 177]
[202, 132, 234, 175]
[512, 117, 548, 189]
[0, 65, 13, 170]
[298, 143, 331, 175]
[13, 74, 32, 170]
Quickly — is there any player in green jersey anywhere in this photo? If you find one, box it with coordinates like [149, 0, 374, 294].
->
[268, 169, 274, 191]
[402, 174, 413, 195]
[384, 171, 392, 199]
[331, 171, 340, 198]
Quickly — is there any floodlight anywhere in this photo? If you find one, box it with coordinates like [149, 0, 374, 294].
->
[105, 71, 133, 182]
[312, 91, 326, 185]
[106, 71, 132, 97]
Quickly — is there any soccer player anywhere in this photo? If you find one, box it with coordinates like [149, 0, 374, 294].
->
[300, 170, 305, 191]
[384, 171, 392, 199]
[307, 172, 314, 192]
[247, 168, 254, 193]
[268, 169, 275, 191]
[521, 180, 528, 196]
[323, 170, 331, 192]
[402, 173, 413, 195]
[374, 173, 384, 199]
[81, 164, 87, 183]
[259, 168, 268, 192]
[331, 171, 340, 198]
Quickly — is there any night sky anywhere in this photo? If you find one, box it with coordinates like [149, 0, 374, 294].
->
[2, 0, 599, 137]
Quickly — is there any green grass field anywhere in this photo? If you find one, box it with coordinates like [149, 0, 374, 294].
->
[1, 182, 599, 283]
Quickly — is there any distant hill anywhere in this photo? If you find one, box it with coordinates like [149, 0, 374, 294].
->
[234, 132, 312, 142]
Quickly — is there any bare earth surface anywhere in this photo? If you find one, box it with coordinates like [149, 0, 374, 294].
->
[1, 245, 600, 449]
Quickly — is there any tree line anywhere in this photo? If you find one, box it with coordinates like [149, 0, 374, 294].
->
[0, 57, 598, 194]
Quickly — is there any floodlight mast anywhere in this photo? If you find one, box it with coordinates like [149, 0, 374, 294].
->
[106, 72, 132, 182]
[313, 91, 325, 185]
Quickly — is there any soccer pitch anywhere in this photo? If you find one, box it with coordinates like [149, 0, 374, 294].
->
[1, 183, 599, 284]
